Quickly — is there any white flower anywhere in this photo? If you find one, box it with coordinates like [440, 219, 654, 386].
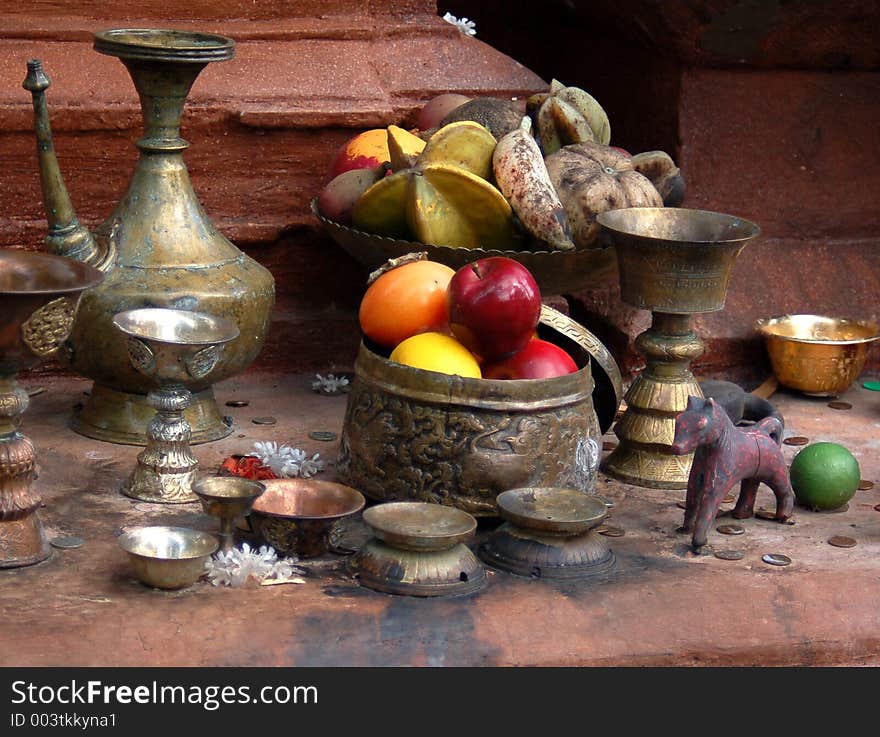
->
[251, 442, 325, 479]
[205, 542, 306, 587]
[311, 373, 350, 394]
[442, 12, 477, 36]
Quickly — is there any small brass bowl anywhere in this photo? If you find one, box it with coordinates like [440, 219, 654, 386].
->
[118, 526, 218, 590]
[756, 314, 880, 396]
[250, 478, 366, 557]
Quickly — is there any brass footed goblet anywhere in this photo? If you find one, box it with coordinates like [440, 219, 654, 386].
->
[191, 476, 265, 553]
[113, 308, 239, 504]
[597, 208, 760, 489]
[0, 249, 103, 567]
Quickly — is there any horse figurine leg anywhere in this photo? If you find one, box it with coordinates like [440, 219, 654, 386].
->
[691, 476, 736, 553]
[732, 477, 759, 519]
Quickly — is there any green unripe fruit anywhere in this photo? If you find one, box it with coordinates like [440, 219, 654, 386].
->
[789, 442, 860, 511]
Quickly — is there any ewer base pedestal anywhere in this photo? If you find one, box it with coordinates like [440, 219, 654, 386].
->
[72, 383, 231, 447]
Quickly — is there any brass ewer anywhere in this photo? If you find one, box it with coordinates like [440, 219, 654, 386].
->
[23, 29, 275, 445]
[598, 208, 759, 489]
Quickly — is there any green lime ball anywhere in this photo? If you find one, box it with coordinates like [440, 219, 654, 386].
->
[789, 442, 860, 510]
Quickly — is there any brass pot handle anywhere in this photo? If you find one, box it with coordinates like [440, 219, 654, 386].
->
[539, 304, 623, 433]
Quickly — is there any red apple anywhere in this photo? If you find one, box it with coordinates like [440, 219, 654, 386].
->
[447, 257, 542, 361]
[482, 338, 578, 380]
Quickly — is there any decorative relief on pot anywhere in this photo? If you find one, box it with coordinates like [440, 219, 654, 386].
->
[126, 338, 156, 375]
[186, 345, 221, 381]
[337, 381, 599, 516]
[21, 297, 76, 358]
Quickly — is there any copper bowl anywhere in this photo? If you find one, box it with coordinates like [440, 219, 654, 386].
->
[118, 526, 218, 590]
[756, 314, 880, 396]
[250, 478, 366, 557]
[312, 198, 616, 296]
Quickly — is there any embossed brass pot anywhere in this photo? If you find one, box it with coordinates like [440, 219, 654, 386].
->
[23, 29, 275, 445]
[0, 249, 103, 567]
[598, 207, 759, 489]
[756, 314, 880, 396]
[336, 306, 617, 516]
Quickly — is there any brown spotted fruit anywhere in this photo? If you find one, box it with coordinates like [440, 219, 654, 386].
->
[352, 121, 518, 249]
[545, 141, 663, 248]
[631, 150, 686, 206]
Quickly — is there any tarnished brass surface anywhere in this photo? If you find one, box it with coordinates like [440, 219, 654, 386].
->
[118, 525, 218, 590]
[23, 29, 275, 445]
[337, 308, 611, 516]
[114, 308, 239, 504]
[479, 487, 614, 578]
[191, 476, 265, 553]
[598, 208, 758, 489]
[312, 198, 617, 296]
[0, 250, 103, 567]
[756, 314, 880, 397]
[352, 502, 485, 597]
[362, 501, 476, 552]
[495, 487, 607, 536]
[597, 207, 758, 314]
[249, 478, 365, 558]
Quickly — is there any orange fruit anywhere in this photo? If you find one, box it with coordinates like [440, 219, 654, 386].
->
[389, 332, 481, 378]
[359, 260, 455, 349]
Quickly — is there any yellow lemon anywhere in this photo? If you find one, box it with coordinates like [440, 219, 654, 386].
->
[390, 332, 481, 378]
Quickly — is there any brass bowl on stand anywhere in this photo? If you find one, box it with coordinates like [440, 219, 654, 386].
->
[352, 502, 485, 597]
[479, 487, 614, 578]
[0, 249, 103, 568]
[597, 207, 760, 490]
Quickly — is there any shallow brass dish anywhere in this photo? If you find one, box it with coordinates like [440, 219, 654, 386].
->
[118, 526, 218, 590]
[312, 198, 616, 295]
[756, 314, 880, 396]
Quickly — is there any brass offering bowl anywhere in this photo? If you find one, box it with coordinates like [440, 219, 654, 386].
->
[756, 314, 879, 397]
[118, 525, 218, 590]
[352, 502, 486, 597]
[0, 249, 103, 568]
[479, 487, 614, 578]
[597, 207, 760, 490]
[249, 478, 366, 558]
[191, 476, 265, 553]
[113, 308, 239, 504]
[312, 198, 616, 296]
[336, 305, 621, 516]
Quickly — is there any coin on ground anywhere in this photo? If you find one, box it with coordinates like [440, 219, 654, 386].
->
[225, 400, 249, 407]
[858, 480, 874, 491]
[714, 549, 744, 561]
[716, 524, 744, 536]
[593, 495, 615, 509]
[252, 416, 277, 425]
[597, 525, 625, 537]
[755, 509, 779, 521]
[50, 535, 84, 550]
[827, 535, 857, 548]
[827, 401, 852, 410]
[722, 493, 735, 504]
[309, 431, 338, 442]
[783, 436, 810, 446]
[762, 553, 791, 567]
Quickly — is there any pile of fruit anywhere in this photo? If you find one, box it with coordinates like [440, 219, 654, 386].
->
[317, 81, 684, 253]
[359, 253, 578, 380]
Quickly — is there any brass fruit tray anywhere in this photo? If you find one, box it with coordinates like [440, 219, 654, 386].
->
[311, 198, 617, 296]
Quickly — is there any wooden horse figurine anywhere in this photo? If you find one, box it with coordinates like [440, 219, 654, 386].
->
[671, 395, 794, 554]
